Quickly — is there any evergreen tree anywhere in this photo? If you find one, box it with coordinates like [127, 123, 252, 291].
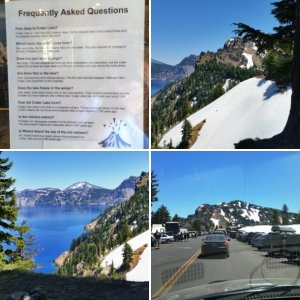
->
[295, 211, 300, 224]
[0, 153, 35, 270]
[151, 171, 159, 204]
[121, 220, 132, 242]
[271, 209, 281, 225]
[152, 205, 171, 224]
[191, 219, 202, 232]
[172, 214, 180, 222]
[282, 203, 289, 225]
[179, 119, 192, 149]
[235, 0, 300, 148]
[122, 242, 133, 271]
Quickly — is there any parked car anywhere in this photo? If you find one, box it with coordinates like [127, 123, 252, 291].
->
[240, 232, 250, 242]
[201, 234, 230, 257]
[250, 232, 265, 246]
[253, 234, 267, 249]
[160, 233, 175, 243]
[188, 231, 197, 238]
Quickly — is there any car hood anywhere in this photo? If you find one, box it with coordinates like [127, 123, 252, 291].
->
[153, 278, 300, 299]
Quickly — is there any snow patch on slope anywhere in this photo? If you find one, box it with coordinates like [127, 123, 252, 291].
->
[242, 53, 254, 68]
[211, 218, 219, 227]
[159, 78, 291, 149]
[101, 230, 149, 281]
[126, 243, 149, 282]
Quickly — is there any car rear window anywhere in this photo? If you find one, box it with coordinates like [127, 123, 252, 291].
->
[205, 235, 226, 242]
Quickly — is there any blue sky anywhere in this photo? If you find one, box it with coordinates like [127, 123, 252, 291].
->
[152, 151, 300, 217]
[152, 0, 277, 65]
[2, 151, 149, 191]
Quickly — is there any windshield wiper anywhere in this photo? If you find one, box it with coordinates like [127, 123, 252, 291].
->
[202, 284, 300, 300]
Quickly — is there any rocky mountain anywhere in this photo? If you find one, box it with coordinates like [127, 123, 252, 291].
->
[16, 176, 139, 207]
[57, 172, 149, 277]
[197, 37, 262, 69]
[152, 38, 262, 147]
[151, 37, 262, 96]
[188, 200, 297, 229]
[151, 55, 199, 92]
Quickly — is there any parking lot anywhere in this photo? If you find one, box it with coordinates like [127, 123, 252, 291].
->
[151, 235, 300, 298]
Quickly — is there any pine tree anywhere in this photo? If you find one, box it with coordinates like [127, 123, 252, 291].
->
[235, 0, 300, 148]
[271, 209, 281, 225]
[122, 242, 133, 271]
[151, 171, 159, 204]
[179, 119, 192, 149]
[152, 205, 171, 224]
[282, 203, 289, 225]
[121, 220, 132, 242]
[0, 153, 35, 270]
[295, 211, 300, 224]
[172, 214, 180, 222]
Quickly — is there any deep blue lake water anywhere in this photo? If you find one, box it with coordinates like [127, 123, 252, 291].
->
[18, 206, 105, 273]
[151, 80, 168, 96]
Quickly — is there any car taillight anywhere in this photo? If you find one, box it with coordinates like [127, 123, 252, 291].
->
[202, 242, 207, 246]
[224, 242, 228, 247]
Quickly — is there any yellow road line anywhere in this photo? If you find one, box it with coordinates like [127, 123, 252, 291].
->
[152, 249, 201, 298]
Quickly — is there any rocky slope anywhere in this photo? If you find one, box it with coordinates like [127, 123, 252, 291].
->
[152, 38, 262, 147]
[197, 37, 262, 69]
[16, 176, 138, 207]
[151, 55, 198, 92]
[188, 200, 297, 229]
[57, 172, 149, 278]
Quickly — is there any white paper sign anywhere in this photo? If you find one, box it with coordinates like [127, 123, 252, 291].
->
[6, 0, 145, 149]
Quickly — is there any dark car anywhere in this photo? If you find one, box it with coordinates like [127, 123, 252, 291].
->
[201, 234, 230, 257]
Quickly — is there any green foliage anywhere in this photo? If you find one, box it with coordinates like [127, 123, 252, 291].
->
[271, 209, 281, 225]
[190, 219, 202, 232]
[0, 153, 36, 271]
[152, 205, 171, 224]
[263, 50, 292, 91]
[58, 174, 149, 277]
[151, 171, 159, 204]
[178, 119, 192, 149]
[282, 203, 289, 225]
[295, 211, 300, 224]
[234, 0, 295, 90]
[172, 214, 180, 222]
[152, 59, 261, 147]
[0, 252, 35, 270]
[121, 242, 133, 271]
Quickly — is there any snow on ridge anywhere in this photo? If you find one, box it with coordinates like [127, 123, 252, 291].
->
[211, 218, 219, 227]
[242, 53, 254, 69]
[159, 78, 291, 149]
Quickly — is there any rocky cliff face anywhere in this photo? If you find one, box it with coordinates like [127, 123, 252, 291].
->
[16, 176, 139, 207]
[197, 37, 262, 69]
[188, 200, 296, 229]
[151, 55, 198, 83]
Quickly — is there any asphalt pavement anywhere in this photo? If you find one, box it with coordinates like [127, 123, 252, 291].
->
[151, 236, 300, 298]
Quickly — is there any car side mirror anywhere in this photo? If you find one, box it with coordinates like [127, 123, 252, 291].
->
[227, 238, 231, 241]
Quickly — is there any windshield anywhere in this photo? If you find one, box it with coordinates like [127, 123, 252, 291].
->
[151, 151, 300, 299]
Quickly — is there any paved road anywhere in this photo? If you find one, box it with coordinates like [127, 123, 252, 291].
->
[151, 236, 300, 298]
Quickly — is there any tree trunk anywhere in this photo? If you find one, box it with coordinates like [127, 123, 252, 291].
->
[236, 0, 300, 149]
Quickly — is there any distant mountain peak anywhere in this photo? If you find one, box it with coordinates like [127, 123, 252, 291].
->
[65, 181, 101, 191]
[16, 175, 141, 207]
[189, 200, 297, 229]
